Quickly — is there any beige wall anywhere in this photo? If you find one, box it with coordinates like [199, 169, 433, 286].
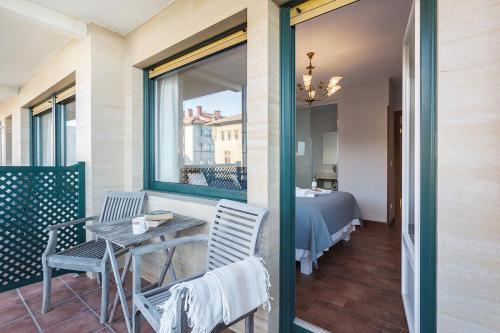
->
[91, 25, 126, 213]
[0, 115, 12, 165]
[123, 1, 280, 331]
[337, 79, 390, 223]
[18, 39, 79, 108]
[437, 0, 500, 332]
[0, 97, 23, 165]
[77, 25, 127, 217]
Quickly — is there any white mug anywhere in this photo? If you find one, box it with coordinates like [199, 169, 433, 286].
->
[132, 217, 149, 234]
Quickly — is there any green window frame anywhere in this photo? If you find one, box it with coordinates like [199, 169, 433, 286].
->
[57, 96, 77, 166]
[31, 102, 55, 167]
[30, 87, 76, 167]
[278, 1, 437, 332]
[143, 27, 248, 201]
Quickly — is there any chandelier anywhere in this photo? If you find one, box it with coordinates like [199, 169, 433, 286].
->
[297, 52, 342, 106]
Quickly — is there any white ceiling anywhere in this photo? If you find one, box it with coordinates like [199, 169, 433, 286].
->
[1, 0, 412, 105]
[0, 6, 70, 100]
[0, 0, 174, 103]
[296, 0, 412, 90]
[181, 44, 247, 100]
[31, 0, 174, 35]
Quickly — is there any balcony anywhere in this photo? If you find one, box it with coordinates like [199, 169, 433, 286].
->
[0, 164, 149, 331]
[0, 272, 153, 333]
[0, 163, 137, 332]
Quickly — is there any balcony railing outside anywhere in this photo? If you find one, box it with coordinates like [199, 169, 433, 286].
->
[0, 162, 85, 292]
[181, 164, 247, 190]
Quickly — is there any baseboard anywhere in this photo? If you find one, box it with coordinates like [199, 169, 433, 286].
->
[362, 219, 386, 224]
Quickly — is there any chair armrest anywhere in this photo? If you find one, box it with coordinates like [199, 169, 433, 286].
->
[46, 216, 99, 231]
[131, 234, 209, 257]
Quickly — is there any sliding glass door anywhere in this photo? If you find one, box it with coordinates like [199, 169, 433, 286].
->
[31, 86, 76, 166]
[402, 1, 421, 332]
[33, 110, 54, 166]
[280, 0, 436, 332]
[59, 98, 77, 166]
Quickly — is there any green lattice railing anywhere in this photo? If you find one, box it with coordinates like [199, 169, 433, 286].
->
[0, 162, 85, 292]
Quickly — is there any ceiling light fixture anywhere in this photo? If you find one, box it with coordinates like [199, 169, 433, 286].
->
[297, 52, 342, 106]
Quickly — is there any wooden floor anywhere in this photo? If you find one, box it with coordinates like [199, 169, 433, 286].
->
[295, 221, 408, 333]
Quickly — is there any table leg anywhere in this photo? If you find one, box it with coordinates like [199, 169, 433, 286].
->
[106, 241, 131, 333]
[157, 233, 178, 285]
[108, 250, 132, 323]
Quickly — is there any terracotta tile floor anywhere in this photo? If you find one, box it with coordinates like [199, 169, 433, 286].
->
[0, 272, 155, 333]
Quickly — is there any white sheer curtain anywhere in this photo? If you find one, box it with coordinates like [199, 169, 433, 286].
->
[40, 111, 53, 166]
[155, 73, 180, 182]
[65, 101, 77, 166]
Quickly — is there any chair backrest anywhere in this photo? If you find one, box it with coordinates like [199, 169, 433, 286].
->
[98, 191, 146, 223]
[206, 199, 268, 271]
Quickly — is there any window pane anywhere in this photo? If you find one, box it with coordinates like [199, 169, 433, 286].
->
[37, 111, 54, 166]
[407, 23, 415, 244]
[154, 44, 247, 191]
[64, 100, 77, 165]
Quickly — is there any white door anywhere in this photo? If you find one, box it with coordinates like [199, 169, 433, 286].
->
[402, 1, 420, 332]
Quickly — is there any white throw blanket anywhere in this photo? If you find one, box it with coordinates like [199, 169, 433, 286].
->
[159, 256, 271, 333]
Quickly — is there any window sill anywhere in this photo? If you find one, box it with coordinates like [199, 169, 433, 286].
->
[145, 189, 220, 206]
[145, 180, 247, 202]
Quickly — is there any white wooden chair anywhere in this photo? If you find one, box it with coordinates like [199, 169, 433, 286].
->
[42, 191, 146, 323]
[131, 199, 268, 333]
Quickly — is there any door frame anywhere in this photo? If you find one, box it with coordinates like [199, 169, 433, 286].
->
[278, 1, 437, 332]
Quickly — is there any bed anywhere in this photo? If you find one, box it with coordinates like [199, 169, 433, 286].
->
[295, 191, 362, 274]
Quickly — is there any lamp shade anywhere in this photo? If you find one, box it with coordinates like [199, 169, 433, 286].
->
[297, 52, 343, 105]
[303, 74, 312, 91]
[327, 85, 342, 96]
[308, 90, 316, 99]
[327, 76, 343, 90]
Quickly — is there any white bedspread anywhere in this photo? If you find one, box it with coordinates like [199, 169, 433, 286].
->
[296, 187, 332, 197]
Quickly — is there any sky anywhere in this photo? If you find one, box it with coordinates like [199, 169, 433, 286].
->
[183, 90, 242, 116]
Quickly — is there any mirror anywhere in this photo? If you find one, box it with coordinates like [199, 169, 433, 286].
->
[323, 131, 338, 165]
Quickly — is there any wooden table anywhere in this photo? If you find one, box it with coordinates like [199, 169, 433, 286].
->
[85, 214, 206, 333]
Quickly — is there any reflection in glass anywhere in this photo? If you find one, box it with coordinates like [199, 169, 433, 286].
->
[63, 100, 77, 166]
[295, 104, 338, 190]
[35, 110, 54, 166]
[154, 44, 247, 190]
[407, 22, 415, 244]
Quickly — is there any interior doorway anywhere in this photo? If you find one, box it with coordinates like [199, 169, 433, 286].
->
[395, 110, 403, 225]
[279, 1, 437, 332]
